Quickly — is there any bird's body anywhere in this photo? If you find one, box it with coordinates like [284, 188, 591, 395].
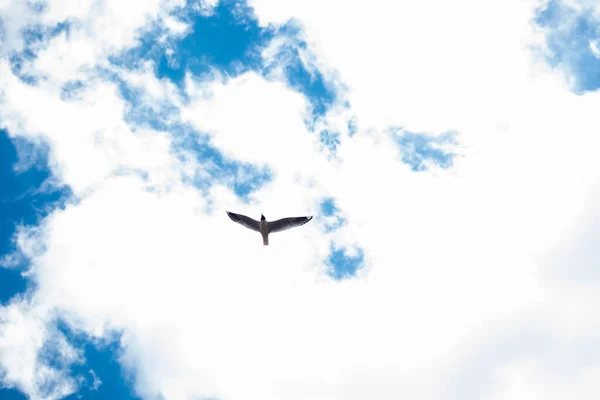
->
[259, 216, 269, 245]
[226, 211, 313, 246]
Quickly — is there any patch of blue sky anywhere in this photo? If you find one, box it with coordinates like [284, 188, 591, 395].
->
[110, 0, 270, 86]
[320, 198, 337, 216]
[114, 77, 179, 131]
[320, 197, 345, 233]
[264, 21, 338, 123]
[0, 388, 27, 400]
[158, 0, 270, 82]
[393, 130, 457, 172]
[0, 268, 27, 305]
[347, 118, 357, 137]
[171, 131, 273, 201]
[318, 130, 341, 156]
[535, 0, 600, 92]
[63, 344, 139, 400]
[56, 323, 140, 400]
[109, 21, 181, 79]
[319, 198, 363, 280]
[284, 52, 335, 121]
[0, 130, 71, 303]
[327, 245, 364, 280]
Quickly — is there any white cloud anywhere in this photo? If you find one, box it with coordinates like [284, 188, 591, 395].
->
[0, 300, 80, 400]
[1, 0, 600, 400]
[180, 72, 325, 171]
[162, 15, 190, 37]
[590, 40, 600, 58]
[0, 0, 40, 54]
[1, 60, 182, 194]
[483, 358, 600, 400]
[89, 369, 102, 391]
[2, 0, 189, 88]
[250, 0, 549, 134]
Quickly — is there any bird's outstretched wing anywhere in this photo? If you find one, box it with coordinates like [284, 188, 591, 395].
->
[268, 216, 313, 233]
[226, 211, 260, 232]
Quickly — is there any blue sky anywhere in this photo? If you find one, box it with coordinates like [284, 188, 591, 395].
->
[535, 0, 600, 92]
[0, 131, 64, 303]
[2, 0, 600, 399]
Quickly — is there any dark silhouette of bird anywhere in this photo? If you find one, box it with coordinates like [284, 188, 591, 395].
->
[226, 211, 313, 246]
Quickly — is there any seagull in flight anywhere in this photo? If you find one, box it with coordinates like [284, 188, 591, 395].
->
[226, 211, 313, 246]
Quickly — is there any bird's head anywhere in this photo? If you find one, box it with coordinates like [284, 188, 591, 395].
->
[260, 214, 265, 221]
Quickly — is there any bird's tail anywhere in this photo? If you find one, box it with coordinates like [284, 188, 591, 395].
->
[262, 233, 269, 246]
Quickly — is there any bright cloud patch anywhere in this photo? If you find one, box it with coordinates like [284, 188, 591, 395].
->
[0, 302, 80, 400]
[2, 0, 600, 399]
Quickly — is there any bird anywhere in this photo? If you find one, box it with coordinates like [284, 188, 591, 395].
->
[226, 211, 313, 246]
